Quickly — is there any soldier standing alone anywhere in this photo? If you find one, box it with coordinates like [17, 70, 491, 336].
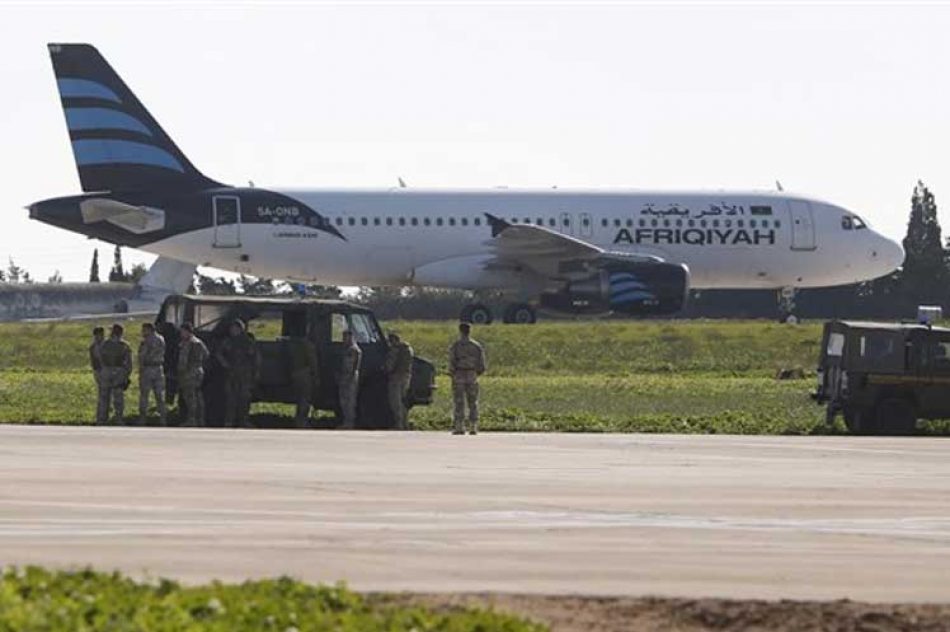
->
[138, 322, 167, 426]
[97, 323, 132, 425]
[337, 330, 362, 429]
[384, 332, 414, 430]
[216, 320, 260, 428]
[177, 323, 209, 427]
[448, 322, 486, 435]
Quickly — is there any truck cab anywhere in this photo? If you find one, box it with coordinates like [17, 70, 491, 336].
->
[815, 320, 950, 434]
[156, 295, 436, 428]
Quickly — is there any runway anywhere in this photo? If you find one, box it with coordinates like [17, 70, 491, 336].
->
[1, 426, 949, 602]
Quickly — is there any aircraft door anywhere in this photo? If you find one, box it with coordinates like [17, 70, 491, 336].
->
[213, 195, 241, 248]
[579, 212, 593, 239]
[559, 212, 574, 235]
[788, 200, 816, 251]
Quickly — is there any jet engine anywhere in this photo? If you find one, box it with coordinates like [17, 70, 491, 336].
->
[540, 261, 689, 315]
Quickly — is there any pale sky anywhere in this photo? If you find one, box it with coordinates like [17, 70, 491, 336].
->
[1, 1, 948, 281]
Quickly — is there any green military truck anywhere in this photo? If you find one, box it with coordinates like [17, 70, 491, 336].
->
[155, 295, 436, 428]
[814, 320, 950, 435]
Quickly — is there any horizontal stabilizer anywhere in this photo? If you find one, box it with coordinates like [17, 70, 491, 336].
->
[79, 198, 165, 233]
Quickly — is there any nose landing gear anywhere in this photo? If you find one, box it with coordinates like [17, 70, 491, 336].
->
[778, 287, 799, 324]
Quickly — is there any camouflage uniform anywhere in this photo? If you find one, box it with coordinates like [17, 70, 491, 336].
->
[89, 338, 103, 388]
[448, 335, 486, 434]
[97, 336, 132, 425]
[216, 326, 260, 428]
[338, 340, 362, 429]
[138, 331, 167, 425]
[177, 335, 209, 426]
[287, 337, 319, 428]
[384, 340, 414, 430]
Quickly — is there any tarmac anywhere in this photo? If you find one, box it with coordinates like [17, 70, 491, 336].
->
[1, 425, 949, 602]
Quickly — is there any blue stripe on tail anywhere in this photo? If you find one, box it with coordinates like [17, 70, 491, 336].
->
[72, 139, 185, 172]
[65, 108, 152, 135]
[57, 78, 121, 103]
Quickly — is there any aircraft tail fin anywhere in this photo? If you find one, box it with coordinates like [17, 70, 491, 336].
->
[47, 43, 220, 193]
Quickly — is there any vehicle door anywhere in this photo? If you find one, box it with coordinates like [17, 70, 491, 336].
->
[915, 331, 950, 417]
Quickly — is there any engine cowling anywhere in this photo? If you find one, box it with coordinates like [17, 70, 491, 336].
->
[540, 261, 689, 315]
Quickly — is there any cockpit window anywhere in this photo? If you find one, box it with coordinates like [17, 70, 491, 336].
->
[841, 215, 867, 231]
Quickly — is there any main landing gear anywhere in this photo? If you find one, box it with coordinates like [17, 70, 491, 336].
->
[459, 302, 537, 325]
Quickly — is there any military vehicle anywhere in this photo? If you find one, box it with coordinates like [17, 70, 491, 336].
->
[814, 320, 950, 435]
[155, 295, 436, 428]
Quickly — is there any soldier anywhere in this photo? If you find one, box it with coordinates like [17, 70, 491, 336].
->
[89, 326, 105, 388]
[177, 322, 209, 427]
[448, 322, 486, 435]
[384, 332, 414, 430]
[287, 336, 320, 428]
[337, 330, 362, 429]
[216, 320, 260, 428]
[97, 323, 132, 425]
[138, 322, 167, 426]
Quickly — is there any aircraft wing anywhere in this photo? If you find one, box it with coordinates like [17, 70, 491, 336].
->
[483, 214, 658, 278]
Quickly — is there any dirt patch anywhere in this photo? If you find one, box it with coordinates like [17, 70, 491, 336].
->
[373, 593, 950, 631]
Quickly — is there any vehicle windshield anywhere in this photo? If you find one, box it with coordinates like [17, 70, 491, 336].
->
[194, 303, 230, 331]
[330, 311, 381, 343]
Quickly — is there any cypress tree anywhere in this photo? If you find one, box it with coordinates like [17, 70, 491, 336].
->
[89, 248, 100, 283]
[901, 181, 949, 305]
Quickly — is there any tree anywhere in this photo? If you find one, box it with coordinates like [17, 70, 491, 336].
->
[238, 275, 277, 296]
[89, 248, 100, 283]
[48, 270, 63, 284]
[128, 263, 148, 284]
[195, 273, 238, 295]
[901, 181, 949, 306]
[109, 245, 126, 282]
[6, 258, 23, 284]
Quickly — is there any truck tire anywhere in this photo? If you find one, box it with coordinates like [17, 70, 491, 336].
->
[875, 398, 916, 436]
[843, 407, 873, 435]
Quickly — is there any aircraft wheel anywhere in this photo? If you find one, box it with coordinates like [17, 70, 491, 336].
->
[460, 303, 493, 325]
[502, 303, 537, 324]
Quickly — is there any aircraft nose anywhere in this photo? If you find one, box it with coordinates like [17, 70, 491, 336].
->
[869, 234, 904, 276]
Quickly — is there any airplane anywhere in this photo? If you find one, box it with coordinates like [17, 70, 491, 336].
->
[29, 43, 904, 325]
[0, 256, 195, 322]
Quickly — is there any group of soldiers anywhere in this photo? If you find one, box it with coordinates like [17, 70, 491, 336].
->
[88, 319, 487, 432]
[88, 321, 211, 426]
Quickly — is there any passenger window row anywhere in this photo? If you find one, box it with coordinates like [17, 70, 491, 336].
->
[285, 215, 780, 231]
[332, 217, 485, 227]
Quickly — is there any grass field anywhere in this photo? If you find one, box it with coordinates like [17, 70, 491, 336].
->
[0, 318, 842, 434]
[5, 317, 948, 434]
[0, 567, 544, 631]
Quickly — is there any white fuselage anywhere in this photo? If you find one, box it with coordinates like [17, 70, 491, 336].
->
[145, 189, 904, 293]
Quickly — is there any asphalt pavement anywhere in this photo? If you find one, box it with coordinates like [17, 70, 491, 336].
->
[1, 426, 948, 601]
